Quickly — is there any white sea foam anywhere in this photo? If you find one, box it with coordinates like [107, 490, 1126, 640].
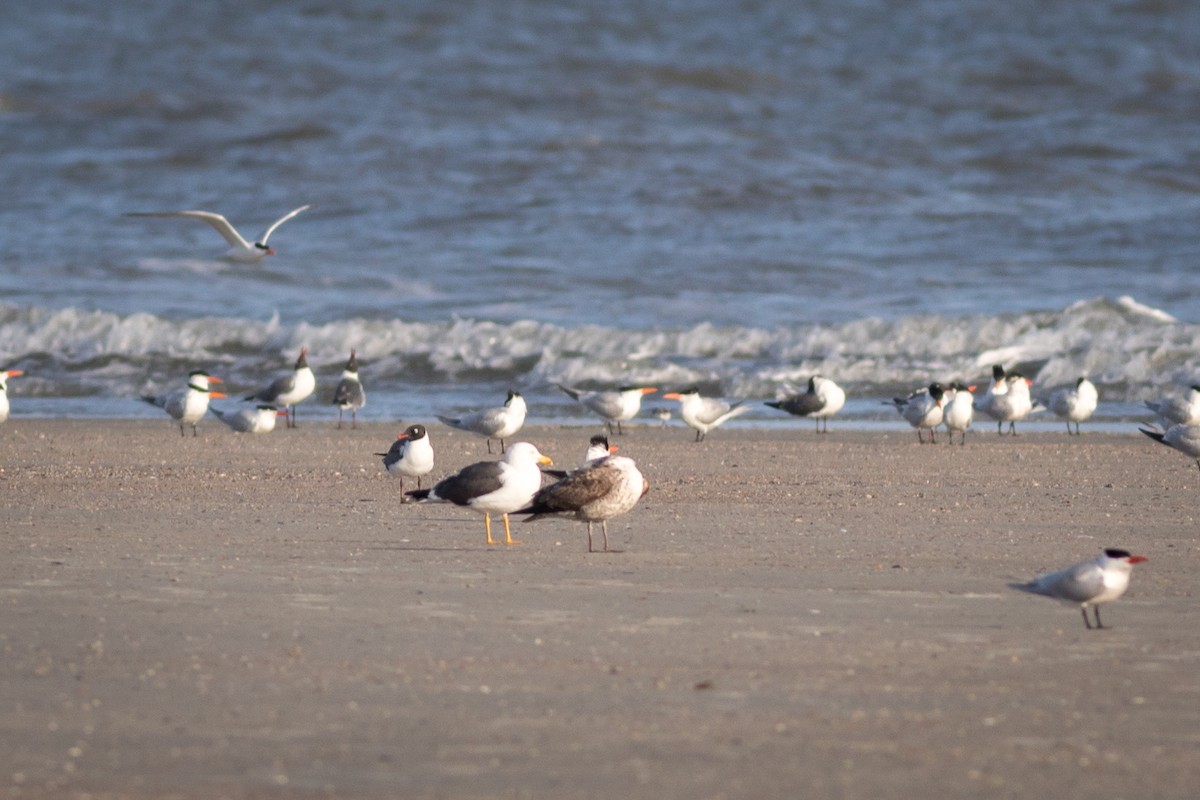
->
[0, 297, 1196, 417]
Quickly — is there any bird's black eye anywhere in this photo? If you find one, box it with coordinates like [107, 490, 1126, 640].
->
[255, 242, 269, 250]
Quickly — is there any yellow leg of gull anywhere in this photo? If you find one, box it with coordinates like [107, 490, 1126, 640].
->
[503, 514, 522, 546]
[484, 514, 499, 546]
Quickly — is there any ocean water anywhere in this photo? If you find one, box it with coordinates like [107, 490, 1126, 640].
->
[3, 0, 1199, 427]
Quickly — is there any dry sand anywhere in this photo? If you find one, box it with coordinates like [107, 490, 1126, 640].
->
[1, 419, 1198, 799]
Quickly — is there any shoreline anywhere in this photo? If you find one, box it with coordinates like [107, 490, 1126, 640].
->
[2, 421, 1198, 798]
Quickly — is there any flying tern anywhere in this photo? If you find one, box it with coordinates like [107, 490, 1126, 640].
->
[127, 205, 310, 263]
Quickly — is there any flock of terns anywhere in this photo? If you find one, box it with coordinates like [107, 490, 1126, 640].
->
[2, 207, 1191, 626]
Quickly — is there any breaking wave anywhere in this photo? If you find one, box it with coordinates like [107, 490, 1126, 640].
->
[0, 296, 1196, 416]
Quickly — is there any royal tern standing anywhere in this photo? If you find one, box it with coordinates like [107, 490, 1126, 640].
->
[764, 375, 846, 433]
[406, 442, 552, 546]
[245, 347, 315, 428]
[662, 387, 750, 442]
[518, 453, 648, 553]
[377, 424, 435, 500]
[978, 371, 1033, 435]
[211, 404, 285, 433]
[544, 434, 618, 480]
[887, 382, 946, 444]
[331, 350, 365, 429]
[558, 384, 657, 435]
[1047, 377, 1098, 435]
[140, 370, 226, 436]
[1009, 548, 1148, 629]
[1144, 384, 1200, 428]
[436, 389, 527, 454]
[127, 205, 310, 263]
[1139, 423, 1200, 472]
[0, 369, 24, 423]
[941, 381, 975, 445]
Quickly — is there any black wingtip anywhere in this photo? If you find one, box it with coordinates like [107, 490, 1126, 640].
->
[405, 489, 432, 501]
[764, 401, 781, 409]
[1139, 427, 1166, 444]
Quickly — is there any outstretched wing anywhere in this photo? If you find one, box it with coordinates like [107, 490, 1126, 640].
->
[128, 210, 249, 249]
[258, 205, 311, 245]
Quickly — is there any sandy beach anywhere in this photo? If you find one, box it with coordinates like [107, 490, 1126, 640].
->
[2, 419, 1198, 799]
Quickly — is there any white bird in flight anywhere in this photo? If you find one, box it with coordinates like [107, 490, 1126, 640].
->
[127, 205, 311, 263]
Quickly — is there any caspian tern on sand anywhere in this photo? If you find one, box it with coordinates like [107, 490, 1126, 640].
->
[140, 370, 226, 436]
[558, 384, 657, 435]
[1144, 384, 1200, 428]
[211, 404, 285, 434]
[887, 382, 946, 444]
[941, 381, 975, 445]
[437, 389, 527, 454]
[1139, 423, 1200, 472]
[1047, 377, 1098, 435]
[663, 387, 750, 442]
[331, 350, 365, 429]
[978, 370, 1033, 435]
[377, 424, 435, 500]
[127, 205, 310, 263]
[1009, 548, 1147, 629]
[406, 442, 552, 546]
[0, 369, 24, 423]
[764, 375, 846, 433]
[518, 452, 648, 553]
[543, 434, 617, 480]
[245, 347, 315, 428]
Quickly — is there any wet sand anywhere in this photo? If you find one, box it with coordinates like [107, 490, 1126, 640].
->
[2, 419, 1198, 799]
